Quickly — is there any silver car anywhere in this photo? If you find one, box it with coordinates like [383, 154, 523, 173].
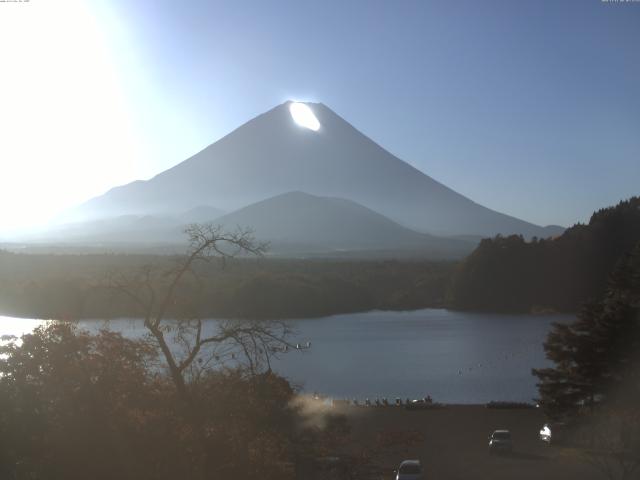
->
[395, 459, 423, 480]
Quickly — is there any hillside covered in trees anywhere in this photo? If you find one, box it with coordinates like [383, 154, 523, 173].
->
[451, 197, 640, 313]
[532, 242, 640, 479]
[0, 255, 453, 320]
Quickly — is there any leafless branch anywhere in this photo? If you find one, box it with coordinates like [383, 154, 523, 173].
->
[103, 223, 289, 404]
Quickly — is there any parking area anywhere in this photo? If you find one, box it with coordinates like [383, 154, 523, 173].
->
[337, 404, 601, 480]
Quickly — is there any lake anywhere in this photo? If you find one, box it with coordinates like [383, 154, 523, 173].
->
[0, 309, 571, 404]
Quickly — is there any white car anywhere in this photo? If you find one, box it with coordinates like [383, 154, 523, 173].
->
[539, 423, 565, 445]
[395, 459, 423, 480]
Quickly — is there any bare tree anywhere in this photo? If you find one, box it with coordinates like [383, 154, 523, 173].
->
[106, 223, 295, 403]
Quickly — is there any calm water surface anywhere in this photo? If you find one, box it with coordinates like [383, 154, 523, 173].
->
[0, 309, 572, 404]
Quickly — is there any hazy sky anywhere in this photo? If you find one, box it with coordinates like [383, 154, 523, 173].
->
[1, 0, 638, 232]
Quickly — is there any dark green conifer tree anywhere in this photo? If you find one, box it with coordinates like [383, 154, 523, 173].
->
[533, 242, 640, 421]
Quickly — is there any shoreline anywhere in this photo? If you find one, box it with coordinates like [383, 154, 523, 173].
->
[0, 305, 572, 323]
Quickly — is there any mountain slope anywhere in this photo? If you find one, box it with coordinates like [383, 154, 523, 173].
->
[70, 101, 560, 238]
[178, 205, 224, 224]
[213, 191, 474, 257]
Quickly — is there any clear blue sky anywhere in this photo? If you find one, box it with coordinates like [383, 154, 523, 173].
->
[1, 0, 638, 230]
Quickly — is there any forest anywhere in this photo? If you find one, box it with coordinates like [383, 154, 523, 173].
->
[451, 197, 640, 313]
[3, 197, 639, 320]
[0, 253, 454, 320]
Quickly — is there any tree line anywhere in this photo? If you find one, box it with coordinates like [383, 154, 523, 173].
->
[451, 197, 640, 312]
[0, 253, 454, 320]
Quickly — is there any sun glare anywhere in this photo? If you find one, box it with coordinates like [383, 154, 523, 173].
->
[0, 1, 141, 233]
[289, 102, 320, 131]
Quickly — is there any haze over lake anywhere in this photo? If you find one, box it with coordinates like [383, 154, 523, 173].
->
[0, 309, 570, 404]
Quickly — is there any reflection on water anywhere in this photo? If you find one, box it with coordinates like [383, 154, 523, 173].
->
[0, 309, 571, 404]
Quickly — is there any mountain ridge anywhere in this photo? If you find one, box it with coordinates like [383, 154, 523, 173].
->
[213, 191, 475, 258]
[67, 101, 562, 239]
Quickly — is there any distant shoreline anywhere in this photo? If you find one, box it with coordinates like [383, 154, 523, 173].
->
[0, 254, 455, 320]
[0, 304, 570, 323]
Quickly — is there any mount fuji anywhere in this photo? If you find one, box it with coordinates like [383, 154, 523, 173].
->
[66, 101, 562, 242]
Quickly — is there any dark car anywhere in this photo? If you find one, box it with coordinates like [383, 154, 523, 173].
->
[394, 459, 423, 480]
[488, 430, 513, 454]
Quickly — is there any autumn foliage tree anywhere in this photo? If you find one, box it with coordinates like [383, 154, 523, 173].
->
[0, 322, 304, 480]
